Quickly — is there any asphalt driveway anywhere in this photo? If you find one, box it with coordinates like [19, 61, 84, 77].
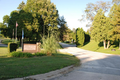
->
[54, 43, 120, 80]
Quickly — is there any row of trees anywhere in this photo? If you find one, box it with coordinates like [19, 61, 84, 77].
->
[91, 3, 120, 49]
[0, 0, 78, 43]
[1, 0, 68, 42]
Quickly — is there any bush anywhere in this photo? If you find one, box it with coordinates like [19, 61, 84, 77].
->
[34, 52, 46, 56]
[10, 52, 33, 58]
[8, 43, 18, 53]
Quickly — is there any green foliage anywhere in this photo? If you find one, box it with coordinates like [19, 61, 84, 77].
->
[109, 4, 120, 49]
[8, 43, 18, 53]
[3, 15, 9, 24]
[1, 39, 13, 45]
[0, 22, 7, 37]
[42, 33, 60, 56]
[76, 28, 85, 47]
[3, 0, 59, 42]
[85, 32, 90, 43]
[10, 51, 33, 58]
[17, 1, 25, 10]
[91, 9, 106, 41]
[34, 52, 46, 56]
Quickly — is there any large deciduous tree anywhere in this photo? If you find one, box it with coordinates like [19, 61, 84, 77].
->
[80, 0, 111, 27]
[24, 0, 59, 35]
[3, 0, 59, 42]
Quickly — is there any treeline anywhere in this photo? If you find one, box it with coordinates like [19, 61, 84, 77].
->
[91, 3, 120, 49]
[0, 0, 73, 43]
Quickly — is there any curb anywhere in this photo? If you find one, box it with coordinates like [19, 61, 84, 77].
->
[8, 65, 75, 80]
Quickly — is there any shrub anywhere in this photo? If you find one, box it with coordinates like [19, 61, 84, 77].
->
[76, 28, 85, 47]
[8, 42, 18, 53]
[42, 33, 60, 56]
[34, 52, 46, 56]
[10, 52, 33, 58]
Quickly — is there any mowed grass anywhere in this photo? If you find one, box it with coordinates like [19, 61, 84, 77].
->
[0, 47, 79, 80]
[0, 47, 8, 57]
[81, 40, 120, 55]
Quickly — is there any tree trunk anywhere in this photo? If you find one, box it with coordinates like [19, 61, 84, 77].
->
[103, 40, 106, 49]
[107, 40, 110, 49]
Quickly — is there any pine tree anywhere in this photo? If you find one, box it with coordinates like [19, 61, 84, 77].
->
[110, 4, 120, 49]
[91, 9, 111, 49]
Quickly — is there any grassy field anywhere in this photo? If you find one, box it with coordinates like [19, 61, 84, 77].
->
[0, 47, 79, 80]
[81, 40, 120, 55]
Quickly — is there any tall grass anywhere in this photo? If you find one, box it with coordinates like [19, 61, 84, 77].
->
[42, 33, 60, 56]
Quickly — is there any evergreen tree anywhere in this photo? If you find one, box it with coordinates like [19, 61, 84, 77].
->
[76, 28, 85, 47]
[91, 9, 111, 49]
[110, 4, 120, 49]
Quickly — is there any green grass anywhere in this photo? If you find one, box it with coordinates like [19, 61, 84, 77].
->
[81, 40, 120, 55]
[0, 47, 8, 57]
[0, 47, 79, 80]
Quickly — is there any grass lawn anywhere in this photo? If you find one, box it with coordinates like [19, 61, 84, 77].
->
[81, 40, 120, 55]
[0, 47, 79, 80]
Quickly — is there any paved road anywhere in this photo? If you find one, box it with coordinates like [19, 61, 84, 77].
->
[0, 39, 7, 47]
[54, 43, 120, 80]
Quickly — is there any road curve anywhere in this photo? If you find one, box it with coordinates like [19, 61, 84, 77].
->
[55, 43, 120, 80]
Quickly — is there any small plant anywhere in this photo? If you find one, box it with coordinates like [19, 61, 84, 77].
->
[10, 52, 33, 58]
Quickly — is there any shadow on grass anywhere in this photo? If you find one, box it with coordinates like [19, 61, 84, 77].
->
[84, 41, 90, 46]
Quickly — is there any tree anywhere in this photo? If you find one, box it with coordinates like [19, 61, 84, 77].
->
[72, 28, 76, 42]
[76, 28, 85, 47]
[91, 9, 112, 49]
[58, 16, 72, 41]
[24, 0, 59, 35]
[80, 0, 111, 27]
[84, 32, 90, 43]
[112, 0, 120, 5]
[0, 22, 7, 37]
[3, 15, 9, 24]
[17, 1, 25, 10]
[3, 0, 59, 42]
[110, 4, 120, 49]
